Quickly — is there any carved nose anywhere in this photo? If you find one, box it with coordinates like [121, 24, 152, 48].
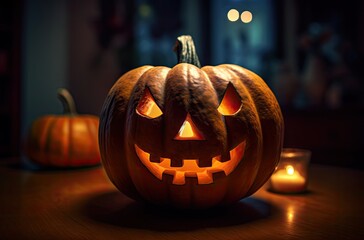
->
[174, 113, 205, 140]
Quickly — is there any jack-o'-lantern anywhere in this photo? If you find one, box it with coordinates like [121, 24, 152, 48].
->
[99, 36, 284, 208]
[25, 88, 100, 168]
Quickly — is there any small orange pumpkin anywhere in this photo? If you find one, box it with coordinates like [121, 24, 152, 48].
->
[99, 36, 284, 208]
[25, 88, 100, 167]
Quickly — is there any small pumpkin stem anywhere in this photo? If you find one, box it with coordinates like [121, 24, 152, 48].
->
[173, 35, 201, 68]
[57, 88, 77, 115]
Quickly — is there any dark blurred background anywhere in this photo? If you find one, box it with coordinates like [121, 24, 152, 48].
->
[1, 0, 363, 168]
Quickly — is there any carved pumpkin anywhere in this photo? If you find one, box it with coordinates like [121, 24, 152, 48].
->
[25, 88, 100, 168]
[99, 36, 284, 208]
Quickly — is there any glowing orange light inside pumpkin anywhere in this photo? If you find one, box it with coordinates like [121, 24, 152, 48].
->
[135, 140, 246, 185]
[218, 83, 242, 115]
[174, 113, 205, 140]
[136, 88, 163, 118]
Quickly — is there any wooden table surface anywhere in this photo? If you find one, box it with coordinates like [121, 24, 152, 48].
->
[1, 158, 363, 239]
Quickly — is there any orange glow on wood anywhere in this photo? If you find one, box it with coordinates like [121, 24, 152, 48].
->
[136, 88, 163, 118]
[174, 113, 205, 140]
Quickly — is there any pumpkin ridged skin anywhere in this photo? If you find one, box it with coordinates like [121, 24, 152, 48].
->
[26, 115, 100, 167]
[25, 89, 101, 168]
[99, 66, 153, 199]
[26, 116, 100, 167]
[99, 63, 283, 208]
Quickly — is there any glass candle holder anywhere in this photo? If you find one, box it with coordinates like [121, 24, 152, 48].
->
[269, 148, 311, 194]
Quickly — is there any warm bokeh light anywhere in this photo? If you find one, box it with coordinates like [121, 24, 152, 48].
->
[227, 9, 239, 22]
[241, 11, 253, 23]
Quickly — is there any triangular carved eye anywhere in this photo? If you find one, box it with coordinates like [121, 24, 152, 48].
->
[218, 83, 242, 115]
[136, 87, 163, 118]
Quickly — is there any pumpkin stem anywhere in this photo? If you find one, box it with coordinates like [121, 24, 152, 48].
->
[174, 35, 201, 68]
[57, 88, 77, 115]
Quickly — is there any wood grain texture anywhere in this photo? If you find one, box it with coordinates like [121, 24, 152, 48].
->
[0, 159, 363, 239]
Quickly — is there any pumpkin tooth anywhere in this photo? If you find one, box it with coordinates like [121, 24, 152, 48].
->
[197, 171, 214, 184]
[197, 157, 212, 167]
[149, 154, 161, 163]
[170, 158, 183, 167]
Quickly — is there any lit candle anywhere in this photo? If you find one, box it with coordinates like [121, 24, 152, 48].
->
[270, 165, 306, 193]
[269, 148, 311, 194]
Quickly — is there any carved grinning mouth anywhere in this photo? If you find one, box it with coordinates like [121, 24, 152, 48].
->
[135, 141, 246, 185]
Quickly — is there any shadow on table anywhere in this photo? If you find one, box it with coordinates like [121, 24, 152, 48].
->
[80, 190, 274, 231]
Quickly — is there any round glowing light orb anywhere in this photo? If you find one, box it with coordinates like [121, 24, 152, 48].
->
[241, 11, 253, 23]
[286, 165, 295, 175]
[227, 9, 239, 22]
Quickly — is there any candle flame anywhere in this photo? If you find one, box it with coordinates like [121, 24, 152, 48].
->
[286, 165, 295, 175]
